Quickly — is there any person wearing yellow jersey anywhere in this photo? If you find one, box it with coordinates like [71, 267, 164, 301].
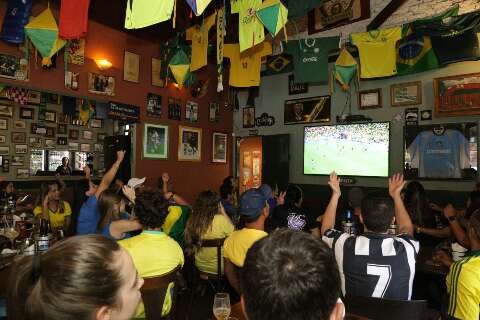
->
[34, 180, 72, 230]
[231, 0, 265, 52]
[224, 42, 272, 87]
[186, 12, 217, 72]
[185, 190, 235, 275]
[223, 188, 269, 292]
[119, 191, 184, 319]
[350, 27, 402, 78]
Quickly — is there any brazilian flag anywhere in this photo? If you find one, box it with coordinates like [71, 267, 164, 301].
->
[396, 32, 440, 76]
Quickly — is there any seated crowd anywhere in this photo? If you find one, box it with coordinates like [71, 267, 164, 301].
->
[4, 153, 480, 320]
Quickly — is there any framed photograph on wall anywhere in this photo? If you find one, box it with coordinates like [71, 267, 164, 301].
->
[58, 124, 67, 134]
[284, 96, 331, 124]
[16, 168, 29, 179]
[45, 127, 55, 138]
[20, 107, 34, 120]
[143, 123, 168, 159]
[358, 89, 382, 109]
[433, 72, 480, 117]
[124, 51, 140, 83]
[0, 118, 7, 130]
[185, 101, 198, 123]
[151, 57, 164, 87]
[243, 107, 255, 128]
[83, 130, 93, 140]
[80, 143, 91, 152]
[390, 81, 422, 107]
[14, 120, 26, 129]
[11, 132, 26, 143]
[178, 126, 202, 162]
[209, 103, 220, 122]
[69, 129, 79, 140]
[88, 73, 115, 96]
[57, 137, 68, 145]
[15, 144, 27, 154]
[0, 146, 9, 154]
[68, 142, 79, 151]
[308, 0, 370, 34]
[98, 132, 106, 141]
[147, 93, 162, 117]
[29, 137, 42, 148]
[0, 105, 13, 117]
[45, 139, 55, 149]
[212, 132, 227, 163]
[0, 135, 6, 143]
[45, 110, 57, 122]
[11, 155, 24, 166]
[94, 143, 103, 152]
[90, 118, 103, 128]
[288, 75, 308, 95]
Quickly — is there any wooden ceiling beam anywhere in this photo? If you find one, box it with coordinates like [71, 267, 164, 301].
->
[367, 0, 408, 31]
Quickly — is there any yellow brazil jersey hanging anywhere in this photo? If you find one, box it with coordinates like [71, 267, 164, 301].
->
[125, 0, 175, 29]
[231, 0, 265, 52]
[350, 27, 402, 79]
[186, 12, 217, 72]
[224, 42, 272, 87]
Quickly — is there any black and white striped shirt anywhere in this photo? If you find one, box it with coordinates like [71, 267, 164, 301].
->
[323, 230, 419, 300]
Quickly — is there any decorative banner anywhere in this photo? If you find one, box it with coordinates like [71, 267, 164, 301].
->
[217, 7, 225, 92]
[288, 75, 308, 95]
[108, 102, 140, 122]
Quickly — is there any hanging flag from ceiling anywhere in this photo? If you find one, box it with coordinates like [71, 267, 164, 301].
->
[256, 0, 288, 37]
[1, 0, 32, 44]
[59, 0, 90, 39]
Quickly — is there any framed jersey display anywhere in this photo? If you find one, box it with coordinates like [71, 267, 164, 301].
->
[404, 123, 478, 180]
[434, 73, 480, 117]
[308, 0, 370, 34]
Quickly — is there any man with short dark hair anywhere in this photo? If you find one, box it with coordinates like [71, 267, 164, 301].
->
[240, 229, 344, 320]
[321, 172, 418, 300]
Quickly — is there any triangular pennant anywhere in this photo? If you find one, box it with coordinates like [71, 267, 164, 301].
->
[256, 0, 288, 36]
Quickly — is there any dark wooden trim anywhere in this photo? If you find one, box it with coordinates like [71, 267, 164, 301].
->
[367, 0, 409, 30]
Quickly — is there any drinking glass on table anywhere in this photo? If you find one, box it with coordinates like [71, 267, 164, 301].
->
[213, 293, 231, 320]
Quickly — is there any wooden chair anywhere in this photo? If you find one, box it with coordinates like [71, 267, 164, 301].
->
[199, 238, 226, 291]
[344, 295, 428, 320]
[140, 265, 182, 320]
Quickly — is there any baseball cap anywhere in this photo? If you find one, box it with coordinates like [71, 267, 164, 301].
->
[240, 188, 268, 219]
[258, 184, 274, 200]
[348, 187, 364, 208]
[127, 177, 146, 189]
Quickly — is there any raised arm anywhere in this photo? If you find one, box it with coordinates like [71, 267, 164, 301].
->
[161, 172, 170, 194]
[95, 150, 125, 199]
[389, 173, 413, 236]
[55, 174, 66, 193]
[321, 172, 341, 235]
[444, 204, 469, 248]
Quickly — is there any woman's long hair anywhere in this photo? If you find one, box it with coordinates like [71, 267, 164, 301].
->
[184, 190, 221, 256]
[35, 182, 65, 213]
[403, 181, 432, 227]
[97, 189, 122, 231]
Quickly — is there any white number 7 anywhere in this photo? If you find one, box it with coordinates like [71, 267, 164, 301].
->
[367, 264, 392, 298]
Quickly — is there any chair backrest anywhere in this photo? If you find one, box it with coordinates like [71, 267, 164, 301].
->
[140, 265, 182, 320]
[200, 237, 226, 283]
[344, 295, 428, 320]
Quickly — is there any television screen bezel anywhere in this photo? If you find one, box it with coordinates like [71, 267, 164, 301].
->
[303, 121, 391, 178]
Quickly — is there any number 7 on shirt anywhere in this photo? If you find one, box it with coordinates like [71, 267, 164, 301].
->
[367, 264, 392, 298]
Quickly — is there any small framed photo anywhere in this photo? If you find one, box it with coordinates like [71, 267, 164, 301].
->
[390, 81, 422, 107]
[151, 57, 164, 87]
[0, 135, 5, 143]
[212, 132, 227, 163]
[124, 51, 140, 83]
[143, 123, 168, 159]
[0, 105, 13, 117]
[83, 130, 93, 140]
[185, 101, 199, 123]
[358, 89, 382, 109]
[29, 137, 42, 148]
[88, 73, 115, 96]
[31, 123, 46, 135]
[15, 144, 27, 154]
[45, 110, 57, 122]
[147, 93, 162, 117]
[45, 139, 55, 149]
[58, 124, 67, 134]
[68, 142, 79, 151]
[0, 146, 9, 154]
[98, 132, 106, 141]
[57, 136, 68, 145]
[45, 127, 55, 138]
[16, 168, 29, 179]
[19, 107, 34, 120]
[90, 118, 103, 128]
[80, 143, 91, 152]
[94, 143, 103, 152]
[57, 113, 70, 124]
[14, 120, 26, 129]
[178, 125, 202, 162]
[69, 129, 79, 140]
[0, 118, 8, 130]
[11, 155, 24, 166]
[209, 103, 220, 122]
[11, 132, 26, 143]
[243, 107, 255, 128]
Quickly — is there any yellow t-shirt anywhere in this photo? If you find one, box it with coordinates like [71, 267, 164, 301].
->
[446, 252, 480, 319]
[119, 231, 184, 318]
[224, 42, 272, 87]
[195, 214, 235, 274]
[223, 228, 267, 267]
[350, 27, 402, 78]
[124, 0, 174, 29]
[163, 206, 182, 234]
[33, 201, 72, 229]
[231, 0, 265, 52]
[186, 12, 217, 71]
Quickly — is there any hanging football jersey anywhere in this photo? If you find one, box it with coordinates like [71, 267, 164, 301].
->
[350, 27, 401, 78]
[231, 0, 265, 52]
[283, 36, 339, 83]
[125, 0, 175, 29]
[186, 12, 217, 72]
[1, 0, 32, 44]
[59, 0, 90, 39]
[224, 42, 272, 87]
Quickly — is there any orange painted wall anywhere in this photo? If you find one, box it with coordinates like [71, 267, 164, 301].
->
[239, 136, 262, 194]
[0, 3, 233, 202]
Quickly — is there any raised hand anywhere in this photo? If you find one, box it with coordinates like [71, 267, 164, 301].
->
[328, 171, 341, 196]
[276, 191, 286, 205]
[162, 172, 170, 183]
[388, 173, 405, 198]
[443, 204, 456, 218]
[122, 185, 136, 203]
[116, 150, 126, 163]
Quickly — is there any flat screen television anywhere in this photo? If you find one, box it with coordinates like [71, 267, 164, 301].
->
[304, 122, 390, 177]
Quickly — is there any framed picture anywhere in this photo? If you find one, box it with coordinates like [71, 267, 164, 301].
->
[83, 130, 93, 140]
[94, 143, 103, 152]
[90, 118, 103, 128]
[31, 123, 46, 135]
[98, 132, 106, 141]
[11, 132, 26, 143]
[243, 107, 255, 128]
[45, 139, 55, 149]
[80, 143, 91, 152]
[284, 96, 331, 124]
[88, 73, 115, 96]
[0, 135, 5, 143]
[212, 132, 228, 163]
[58, 113, 70, 124]
[390, 81, 422, 107]
[151, 57, 164, 87]
[143, 123, 168, 159]
[124, 51, 140, 83]
[14, 120, 26, 129]
[11, 155, 24, 166]
[168, 98, 182, 120]
[45, 110, 57, 122]
[29, 137, 42, 148]
[209, 103, 220, 122]
[308, 0, 370, 34]
[0, 118, 7, 130]
[358, 89, 382, 109]
[65, 70, 79, 90]
[16, 168, 29, 179]
[19, 107, 34, 120]
[147, 93, 162, 117]
[185, 101, 198, 123]
[433, 73, 480, 117]
[178, 125, 202, 162]
[288, 75, 308, 95]
[68, 142, 79, 151]
[2, 158, 8, 173]
[0, 104, 13, 118]
[58, 124, 67, 134]
[69, 129, 79, 140]
[0, 146, 8, 155]
[57, 137, 68, 145]
[27, 91, 41, 104]
[15, 144, 27, 154]
[421, 109, 432, 121]
[45, 127, 55, 138]
[0, 54, 28, 81]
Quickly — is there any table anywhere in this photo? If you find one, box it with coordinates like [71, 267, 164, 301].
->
[416, 247, 449, 276]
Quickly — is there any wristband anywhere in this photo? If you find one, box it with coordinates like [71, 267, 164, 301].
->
[448, 216, 456, 222]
